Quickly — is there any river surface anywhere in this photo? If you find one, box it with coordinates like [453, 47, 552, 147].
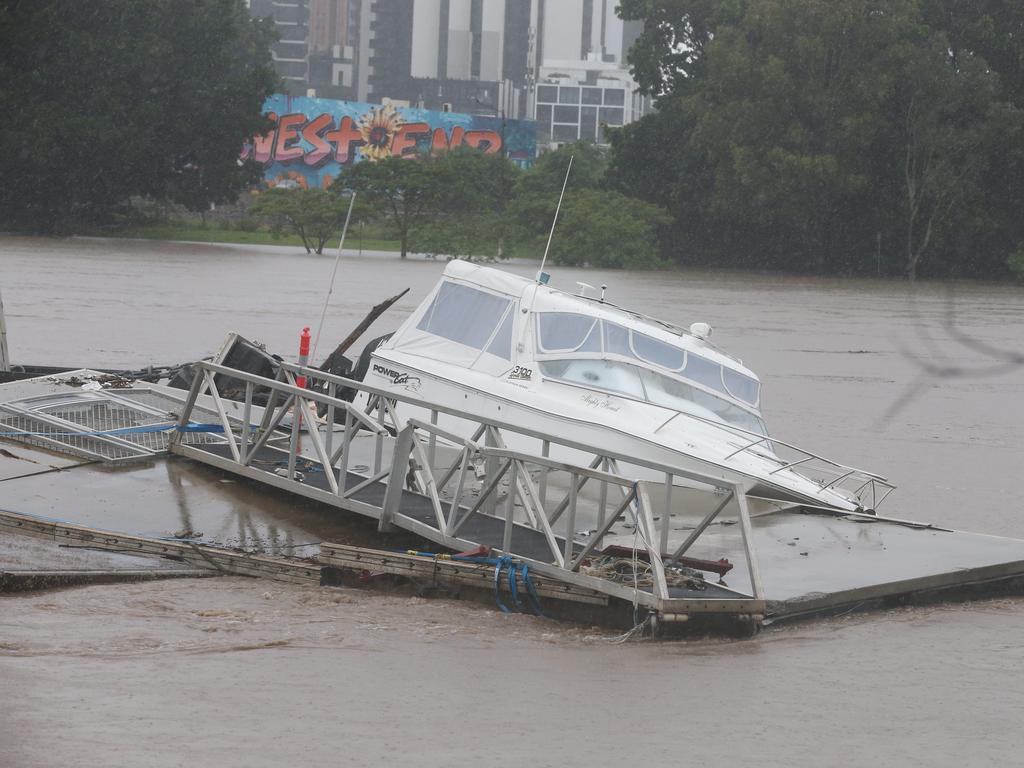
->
[2, 235, 1023, 766]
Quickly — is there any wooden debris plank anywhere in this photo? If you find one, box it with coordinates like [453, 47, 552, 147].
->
[0, 509, 321, 584]
[319, 542, 609, 606]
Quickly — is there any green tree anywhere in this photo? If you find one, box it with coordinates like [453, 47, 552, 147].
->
[0, 0, 278, 232]
[250, 188, 350, 254]
[409, 147, 520, 259]
[544, 190, 671, 269]
[920, 0, 1024, 277]
[514, 142, 607, 200]
[1008, 244, 1024, 283]
[336, 156, 437, 258]
[506, 142, 608, 250]
[684, 1, 926, 272]
[619, 0, 746, 93]
[502, 145, 670, 267]
[923, 1, 1024, 106]
[606, 97, 715, 266]
[613, 0, 1021, 279]
[888, 38, 1004, 279]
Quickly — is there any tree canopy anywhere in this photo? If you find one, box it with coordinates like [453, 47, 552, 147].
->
[505, 143, 671, 267]
[328, 142, 669, 267]
[0, 0, 278, 232]
[250, 188, 350, 254]
[335, 155, 440, 259]
[616, 0, 1024, 279]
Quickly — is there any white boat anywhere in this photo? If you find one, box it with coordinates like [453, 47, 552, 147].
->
[357, 260, 894, 513]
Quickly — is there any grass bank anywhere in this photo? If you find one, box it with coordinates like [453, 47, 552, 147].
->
[115, 221, 401, 253]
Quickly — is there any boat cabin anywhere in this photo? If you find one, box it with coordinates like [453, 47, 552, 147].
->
[384, 260, 768, 436]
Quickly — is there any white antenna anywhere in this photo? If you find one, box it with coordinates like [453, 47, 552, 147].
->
[537, 154, 573, 282]
[311, 192, 357, 364]
[575, 281, 595, 297]
[335, 192, 356, 261]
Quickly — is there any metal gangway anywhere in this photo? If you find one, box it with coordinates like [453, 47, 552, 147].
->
[168, 355, 767, 622]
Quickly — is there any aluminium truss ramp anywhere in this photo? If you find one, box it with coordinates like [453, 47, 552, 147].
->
[166, 348, 1024, 629]
[8, 355, 1024, 632]
[169, 357, 767, 625]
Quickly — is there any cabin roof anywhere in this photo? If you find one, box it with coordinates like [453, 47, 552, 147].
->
[442, 260, 756, 379]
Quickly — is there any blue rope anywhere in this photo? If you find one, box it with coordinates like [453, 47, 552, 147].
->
[399, 549, 544, 617]
[508, 557, 524, 611]
[493, 555, 513, 613]
[0, 422, 225, 438]
[520, 563, 545, 617]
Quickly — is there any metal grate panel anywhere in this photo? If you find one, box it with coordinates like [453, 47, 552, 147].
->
[0, 389, 223, 464]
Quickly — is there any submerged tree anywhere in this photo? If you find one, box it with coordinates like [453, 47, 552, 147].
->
[250, 188, 350, 254]
[505, 143, 670, 267]
[891, 41, 1002, 279]
[506, 142, 608, 250]
[408, 147, 519, 259]
[546, 190, 671, 269]
[0, 0, 277, 232]
[335, 156, 437, 258]
[615, 0, 1023, 279]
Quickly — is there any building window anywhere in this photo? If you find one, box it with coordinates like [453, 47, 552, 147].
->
[582, 87, 602, 105]
[552, 124, 579, 142]
[554, 105, 579, 123]
[537, 85, 558, 103]
[603, 89, 625, 106]
[581, 107, 598, 140]
[536, 104, 553, 128]
[558, 87, 580, 104]
[600, 107, 624, 126]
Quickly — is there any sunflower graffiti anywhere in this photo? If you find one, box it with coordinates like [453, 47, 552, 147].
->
[358, 105, 401, 160]
[242, 94, 537, 190]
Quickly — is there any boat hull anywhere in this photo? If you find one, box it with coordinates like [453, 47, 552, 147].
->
[361, 352, 859, 513]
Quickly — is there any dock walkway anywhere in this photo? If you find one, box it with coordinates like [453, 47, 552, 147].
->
[5, 355, 1024, 635]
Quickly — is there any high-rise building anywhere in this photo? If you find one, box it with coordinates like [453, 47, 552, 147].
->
[249, 0, 650, 142]
[249, 0, 360, 98]
[249, 0, 312, 84]
[307, 0, 359, 98]
[529, 0, 651, 145]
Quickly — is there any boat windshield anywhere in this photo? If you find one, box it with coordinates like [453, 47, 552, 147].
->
[416, 281, 514, 360]
[536, 312, 760, 407]
[539, 358, 769, 436]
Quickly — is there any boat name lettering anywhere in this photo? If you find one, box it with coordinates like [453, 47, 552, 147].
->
[508, 365, 533, 381]
[580, 393, 620, 412]
[372, 364, 421, 391]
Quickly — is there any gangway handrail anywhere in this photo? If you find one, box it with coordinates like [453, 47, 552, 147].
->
[281, 357, 894, 507]
[653, 403, 893, 499]
[171, 357, 769, 611]
[261, 359, 743, 489]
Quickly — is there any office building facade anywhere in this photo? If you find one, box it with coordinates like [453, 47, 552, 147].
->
[249, 0, 650, 143]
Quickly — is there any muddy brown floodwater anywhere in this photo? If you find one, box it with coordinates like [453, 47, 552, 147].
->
[2, 235, 1024, 767]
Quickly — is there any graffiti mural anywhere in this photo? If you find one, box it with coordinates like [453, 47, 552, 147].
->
[241, 94, 537, 190]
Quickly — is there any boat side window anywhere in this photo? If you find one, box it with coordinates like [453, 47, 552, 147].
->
[538, 313, 599, 353]
[485, 307, 514, 360]
[604, 321, 632, 357]
[631, 330, 685, 371]
[417, 282, 511, 350]
[578, 321, 602, 352]
[683, 352, 726, 394]
[541, 357, 768, 436]
[539, 359, 644, 399]
[640, 368, 767, 435]
[722, 367, 760, 406]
